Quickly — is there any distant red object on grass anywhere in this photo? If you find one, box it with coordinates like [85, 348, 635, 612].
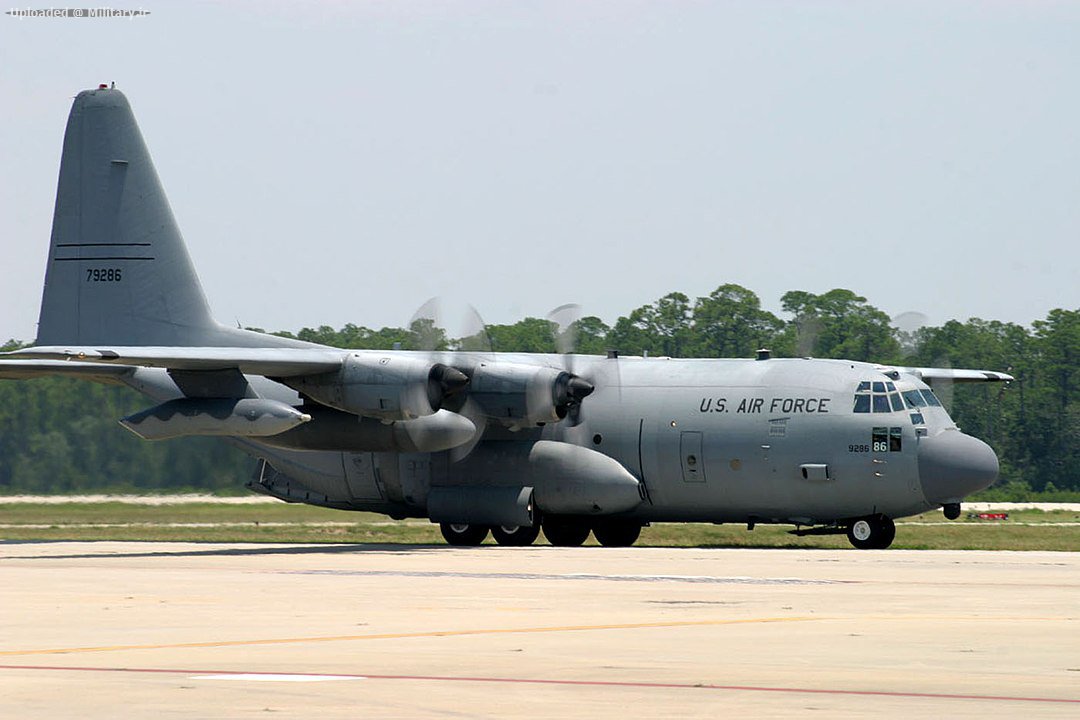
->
[967, 512, 1009, 521]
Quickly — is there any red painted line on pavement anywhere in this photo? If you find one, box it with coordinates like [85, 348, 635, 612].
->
[0, 664, 1076, 705]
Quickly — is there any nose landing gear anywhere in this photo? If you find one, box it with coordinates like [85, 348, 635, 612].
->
[846, 514, 896, 549]
[943, 503, 961, 520]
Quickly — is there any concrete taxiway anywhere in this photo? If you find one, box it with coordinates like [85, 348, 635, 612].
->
[0, 542, 1077, 718]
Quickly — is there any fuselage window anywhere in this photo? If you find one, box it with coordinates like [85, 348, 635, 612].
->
[910, 412, 925, 425]
[920, 389, 943, 407]
[872, 426, 888, 450]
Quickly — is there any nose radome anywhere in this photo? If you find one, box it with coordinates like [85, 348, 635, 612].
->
[918, 430, 999, 504]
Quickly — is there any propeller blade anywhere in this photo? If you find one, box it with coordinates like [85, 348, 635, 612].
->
[892, 310, 930, 360]
[449, 397, 489, 463]
[547, 303, 582, 358]
[408, 296, 492, 356]
[547, 303, 595, 426]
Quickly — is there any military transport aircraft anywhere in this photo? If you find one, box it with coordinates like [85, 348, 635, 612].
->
[0, 87, 1013, 549]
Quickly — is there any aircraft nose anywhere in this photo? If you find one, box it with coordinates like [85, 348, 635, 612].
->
[918, 430, 999, 504]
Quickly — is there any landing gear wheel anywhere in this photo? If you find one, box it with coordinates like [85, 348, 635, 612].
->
[592, 518, 642, 547]
[846, 515, 895, 550]
[542, 516, 592, 547]
[874, 515, 896, 549]
[491, 524, 541, 546]
[440, 523, 489, 546]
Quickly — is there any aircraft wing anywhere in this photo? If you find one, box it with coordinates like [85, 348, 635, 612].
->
[0, 346, 348, 377]
[0, 359, 134, 384]
[888, 366, 1015, 383]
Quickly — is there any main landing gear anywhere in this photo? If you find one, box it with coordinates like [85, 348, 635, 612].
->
[438, 516, 643, 548]
[490, 524, 542, 546]
[845, 514, 896, 550]
[440, 522, 490, 546]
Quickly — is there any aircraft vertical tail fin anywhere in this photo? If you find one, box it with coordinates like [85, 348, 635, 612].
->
[36, 87, 228, 347]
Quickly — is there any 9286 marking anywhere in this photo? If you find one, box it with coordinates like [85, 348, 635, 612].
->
[86, 268, 122, 282]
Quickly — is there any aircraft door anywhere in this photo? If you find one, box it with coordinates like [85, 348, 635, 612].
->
[342, 452, 383, 501]
[680, 431, 706, 483]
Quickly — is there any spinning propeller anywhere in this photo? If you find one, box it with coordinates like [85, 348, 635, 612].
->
[546, 303, 603, 426]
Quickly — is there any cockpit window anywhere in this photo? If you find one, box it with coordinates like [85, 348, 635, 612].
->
[854, 380, 903, 413]
[902, 390, 927, 408]
[920, 389, 943, 407]
[853, 394, 871, 413]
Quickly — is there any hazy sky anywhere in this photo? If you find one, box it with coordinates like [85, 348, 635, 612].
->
[2, 1, 1077, 344]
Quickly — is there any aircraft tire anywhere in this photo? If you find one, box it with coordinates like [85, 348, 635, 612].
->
[542, 516, 592, 547]
[846, 515, 895, 550]
[491, 524, 542, 546]
[873, 515, 896, 549]
[440, 522, 489, 546]
[592, 518, 642, 547]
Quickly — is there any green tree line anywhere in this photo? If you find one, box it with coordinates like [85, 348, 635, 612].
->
[1, 285, 1076, 495]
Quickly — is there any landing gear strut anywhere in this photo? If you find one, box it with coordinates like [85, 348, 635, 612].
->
[846, 514, 896, 550]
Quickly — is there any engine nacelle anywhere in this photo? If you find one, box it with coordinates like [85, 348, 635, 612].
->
[469, 362, 593, 429]
[287, 354, 467, 422]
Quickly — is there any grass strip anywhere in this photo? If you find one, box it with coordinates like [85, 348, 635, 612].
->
[1, 503, 1078, 550]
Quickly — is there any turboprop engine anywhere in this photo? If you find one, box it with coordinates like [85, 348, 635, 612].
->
[468, 362, 593, 429]
[286, 354, 469, 421]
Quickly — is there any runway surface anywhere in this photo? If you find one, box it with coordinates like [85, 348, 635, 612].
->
[1, 542, 1077, 718]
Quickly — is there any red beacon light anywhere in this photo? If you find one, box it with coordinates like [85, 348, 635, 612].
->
[98, 83, 108, 89]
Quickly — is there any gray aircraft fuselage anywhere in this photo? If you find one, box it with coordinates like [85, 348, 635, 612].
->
[117, 349, 987, 530]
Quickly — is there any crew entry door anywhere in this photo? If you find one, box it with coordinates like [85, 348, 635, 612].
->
[680, 431, 706, 482]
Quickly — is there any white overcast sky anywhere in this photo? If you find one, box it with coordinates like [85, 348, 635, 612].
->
[1, 1, 1078, 343]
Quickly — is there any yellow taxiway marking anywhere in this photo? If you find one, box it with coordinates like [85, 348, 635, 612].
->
[0, 616, 817, 657]
[0, 614, 1070, 658]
